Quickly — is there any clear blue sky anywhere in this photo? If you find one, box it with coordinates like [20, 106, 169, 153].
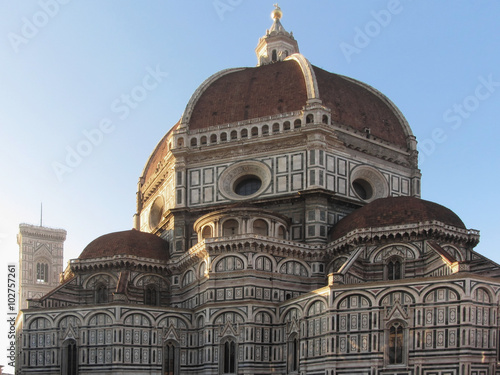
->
[1, 1, 499, 371]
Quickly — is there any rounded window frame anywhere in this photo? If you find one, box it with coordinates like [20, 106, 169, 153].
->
[218, 161, 272, 201]
[350, 165, 389, 202]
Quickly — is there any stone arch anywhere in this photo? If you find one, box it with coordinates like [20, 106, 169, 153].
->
[305, 298, 327, 317]
[157, 314, 190, 329]
[377, 288, 416, 307]
[27, 316, 52, 330]
[277, 259, 310, 277]
[85, 311, 114, 326]
[251, 218, 269, 236]
[213, 254, 246, 272]
[370, 243, 419, 263]
[280, 306, 303, 323]
[254, 254, 275, 272]
[252, 308, 277, 323]
[55, 314, 82, 329]
[83, 272, 118, 289]
[211, 310, 246, 325]
[334, 291, 374, 310]
[122, 311, 153, 326]
[419, 282, 464, 303]
[221, 218, 241, 236]
[181, 269, 195, 287]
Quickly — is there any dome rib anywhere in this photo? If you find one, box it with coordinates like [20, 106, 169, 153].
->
[285, 53, 320, 100]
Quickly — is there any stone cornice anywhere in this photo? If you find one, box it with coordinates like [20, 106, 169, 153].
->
[69, 255, 170, 275]
[19, 223, 67, 241]
[327, 220, 480, 255]
[171, 234, 327, 272]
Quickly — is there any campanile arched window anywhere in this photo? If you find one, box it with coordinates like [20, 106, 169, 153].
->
[36, 262, 49, 283]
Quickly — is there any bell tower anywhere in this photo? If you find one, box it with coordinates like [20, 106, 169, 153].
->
[17, 223, 66, 310]
[255, 4, 299, 66]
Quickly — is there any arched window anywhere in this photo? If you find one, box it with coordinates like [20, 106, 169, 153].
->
[230, 130, 238, 140]
[277, 225, 286, 239]
[221, 132, 228, 142]
[164, 341, 179, 375]
[190, 138, 197, 147]
[61, 339, 77, 375]
[283, 121, 291, 131]
[241, 129, 248, 138]
[201, 225, 213, 239]
[200, 136, 207, 145]
[252, 219, 268, 236]
[272, 49, 277, 62]
[388, 322, 405, 365]
[223, 220, 239, 236]
[272, 123, 280, 133]
[177, 137, 184, 147]
[210, 134, 217, 144]
[262, 125, 269, 135]
[306, 114, 314, 124]
[36, 262, 49, 283]
[251, 127, 259, 137]
[221, 338, 237, 374]
[144, 285, 158, 306]
[287, 334, 299, 373]
[294, 119, 302, 128]
[322, 115, 329, 124]
[387, 257, 403, 280]
[95, 284, 108, 304]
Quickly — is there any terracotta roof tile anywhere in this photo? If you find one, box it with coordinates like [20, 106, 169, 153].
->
[331, 196, 466, 241]
[79, 229, 169, 262]
[189, 60, 308, 130]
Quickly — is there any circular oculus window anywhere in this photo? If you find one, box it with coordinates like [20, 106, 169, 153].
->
[219, 161, 271, 201]
[350, 165, 388, 202]
[149, 196, 164, 229]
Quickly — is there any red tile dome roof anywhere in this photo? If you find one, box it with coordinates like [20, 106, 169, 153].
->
[141, 58, 413, 184]
[331, 196, 466, 241]
[186, 59, 411, 147]
[79, 229, 169, 261]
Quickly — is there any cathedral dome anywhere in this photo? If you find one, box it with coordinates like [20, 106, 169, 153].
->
[79, 229, 169, 261]
[183, 60, 411, 147]
[142, 59, 413, 183]
[331, 196, 466, 241]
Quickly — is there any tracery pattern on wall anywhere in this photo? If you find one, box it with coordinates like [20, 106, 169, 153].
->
[279, 260, 308, 277]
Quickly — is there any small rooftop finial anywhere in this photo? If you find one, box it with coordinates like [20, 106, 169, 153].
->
[256, 4, 299, 66]
[271, 4, 282, 20]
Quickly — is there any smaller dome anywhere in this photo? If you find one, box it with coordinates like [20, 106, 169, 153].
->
[79, 229, 169, 261]
[331, 196, 466, 241]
